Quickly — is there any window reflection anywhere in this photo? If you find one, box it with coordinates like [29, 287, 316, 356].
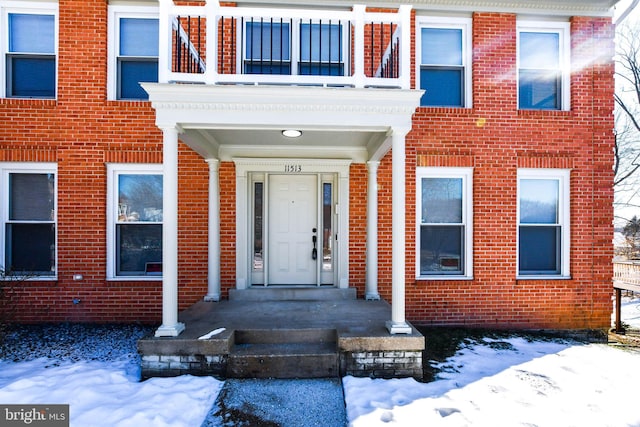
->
[323, 183, 332, 271]
[253, 182, 263, 271]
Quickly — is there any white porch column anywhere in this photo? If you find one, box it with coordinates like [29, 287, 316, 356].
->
[155, 126, 185, 337]
[366, 161, 380, 300]
[386, 130, 412, 334]
[205, 159, 221, 301]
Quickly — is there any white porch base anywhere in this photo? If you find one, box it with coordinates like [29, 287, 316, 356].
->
[386, 320, 413, 335]
[155, 322, 186, 337]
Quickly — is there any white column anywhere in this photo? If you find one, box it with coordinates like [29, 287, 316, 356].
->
[205, 159, 221, 301]
[155, 126, 185, 337]
[366, 161, 380, 300]
[386, 130, 412, 334]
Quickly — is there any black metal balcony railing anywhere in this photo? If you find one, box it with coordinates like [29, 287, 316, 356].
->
[159, 1, 411, 89]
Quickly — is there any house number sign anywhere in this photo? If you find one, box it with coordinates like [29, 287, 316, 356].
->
[284, 164, 302, 173]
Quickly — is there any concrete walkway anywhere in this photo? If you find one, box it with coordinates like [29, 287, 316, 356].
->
[201, 378, 347, 427]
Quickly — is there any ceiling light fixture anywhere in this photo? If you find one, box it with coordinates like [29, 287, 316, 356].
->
[282, 129, 302, 138]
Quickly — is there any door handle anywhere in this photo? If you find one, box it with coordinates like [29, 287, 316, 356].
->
[312, 229, 317, 260]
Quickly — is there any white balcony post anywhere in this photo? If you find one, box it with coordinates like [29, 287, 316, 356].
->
[158, 0, 172, 84]
[155, 126, 185, 337]
[398, 5, 412, 90]
[205, 0, 220, 84]
[366, 161, 380, 300]
[353, 4, 366, 88]
[205, 159, 221, 301]
[386, 129, 412, 334]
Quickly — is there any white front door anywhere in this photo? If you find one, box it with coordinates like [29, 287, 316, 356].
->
[268, 174, 318, 285]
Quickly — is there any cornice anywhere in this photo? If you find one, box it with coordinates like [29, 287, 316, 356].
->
[239, 0, 618, 16]
[150, 101, 419, 116]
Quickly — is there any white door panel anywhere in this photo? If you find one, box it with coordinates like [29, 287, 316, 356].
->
[268, 174, 317, 284]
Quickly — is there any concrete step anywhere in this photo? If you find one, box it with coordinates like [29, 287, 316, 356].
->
[234, 328, 336, 345]
[229, 287, 356, 301]
[227, 328, 339, 379]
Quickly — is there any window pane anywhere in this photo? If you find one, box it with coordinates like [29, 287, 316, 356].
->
[421, 28, 462, 65]
[245, 62, 291, 75]
[120, 18, 159, 57]
[245, 22, 290, 61]
[420, 225, 464, 274]
[422, 177, 463, 223]
[420, 68, 463, 107]
[5, 223, 55, 274]
[299, 63, 343, 76]
[520, 179, 558, 224]
[8, 56, 56, 98]
[519, 32, 559, 69]
[9, 14, 54, 54]
[253, 182, 263, 271]
[116, 224, 162, 275]
[323, 183, 332, 271]
[9, 173, 55, 221]
[118, 174, 163, 222]
[118, 60, 158, 99]
[300, 23, 342, 62]
[518, 69, 559, 110]
[519, 226, 560, 273]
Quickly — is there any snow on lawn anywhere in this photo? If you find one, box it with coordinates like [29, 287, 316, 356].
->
[0, 324, 223, 427]
[0, 359, 222, 427]
[345, 338, 640, 427]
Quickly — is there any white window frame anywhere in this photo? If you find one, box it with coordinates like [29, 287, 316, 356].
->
[416, 167, 473, 280]
[415, 16, 472, 108]
[517, 168, 570, 279]
[106, 163, 163, 280]
[0, 0, 59, 99]
[0, 162, 57, 280]
[516, 20, 570, 111]
[107, 4, 158, 101]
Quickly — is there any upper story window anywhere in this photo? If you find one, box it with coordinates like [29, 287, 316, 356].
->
[107, 164, 163, 279]
[243, 20, 346, 76]
[517, 21, 570, 111]
[517, 169, 570, 278]
[245, 20, 291, 74]
[1, 2, 58, 99]
[0, 163, 57, 278]
[299, 22, 343, 76]
[416, 17, 471, 107]
[417, 167, 473, 279]
[108, 5, 158, 100]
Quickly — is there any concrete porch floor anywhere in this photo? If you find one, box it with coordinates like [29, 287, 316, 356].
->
[138, 291, 425, 380]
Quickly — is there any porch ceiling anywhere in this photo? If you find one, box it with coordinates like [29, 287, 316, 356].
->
[142, 83, 423, 163]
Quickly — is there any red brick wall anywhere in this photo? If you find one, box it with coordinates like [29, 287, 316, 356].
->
[0, 3, 614, 330]
[372, 13, 615, 329]
[0, 0, 209, 323]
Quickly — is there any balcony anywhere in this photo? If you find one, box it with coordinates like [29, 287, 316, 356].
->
[158, 1, 411, 89]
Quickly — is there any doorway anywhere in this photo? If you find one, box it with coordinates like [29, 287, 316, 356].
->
[251, 173, 335, 286]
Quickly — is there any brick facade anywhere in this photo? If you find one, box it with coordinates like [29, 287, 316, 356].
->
[0, 1, 614, 330]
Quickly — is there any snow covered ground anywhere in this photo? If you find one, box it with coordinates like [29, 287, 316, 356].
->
[0, 297, 639, 427]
